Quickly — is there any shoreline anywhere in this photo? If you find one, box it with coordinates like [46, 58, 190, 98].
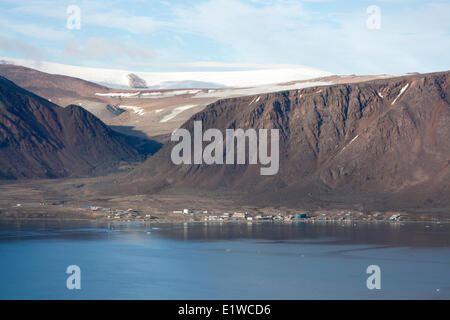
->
[1, 216, 449, 225]
[1, 201, 449, 224]
[1, 178, 449, 225]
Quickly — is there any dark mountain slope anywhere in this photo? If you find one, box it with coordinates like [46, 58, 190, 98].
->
[0, 64, 108, 104]
[128, 71, 450, 211]
[0, 76, 142, 179]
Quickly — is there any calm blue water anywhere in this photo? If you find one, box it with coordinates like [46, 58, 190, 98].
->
[0, 220, 449, 299]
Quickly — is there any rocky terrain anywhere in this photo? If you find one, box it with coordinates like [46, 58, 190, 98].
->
[127, 73, 148, 88]
[0, 63, 109, 106]
[0, 64, 448, 217]
[127, 71, 450, 213]
[0, 76, 145, 179]
[0, 63, 397, 140]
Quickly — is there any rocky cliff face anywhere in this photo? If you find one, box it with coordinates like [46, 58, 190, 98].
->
[0, 76, 142, 179]
[127, 73, 147, 88]
[130, 71, 450, 211]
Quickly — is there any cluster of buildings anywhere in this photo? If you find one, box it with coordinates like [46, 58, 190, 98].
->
[82, 205, 156, 222]
[171, 209, 310, 222]
[81, 205, 407, 223]
[204, 212, 250, 221]
[205, 212, 310, 222]
[173, 209, 209, 215]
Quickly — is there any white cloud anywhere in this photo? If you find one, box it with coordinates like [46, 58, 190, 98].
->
[84, 12, 169, 34]
[2, 0, 450, 74]
[10, 2, 171, 34]
[161, 61, 320, 70]
[171, 0, 450, 74]
[62, 37, 153, 60]
[0, 36, 43, 62]
[0, 20, 67, 41]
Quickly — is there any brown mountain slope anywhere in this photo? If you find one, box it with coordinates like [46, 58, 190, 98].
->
[0, 64, 109, 105]
[0, 76, 143, 179]
[128, 71, 450, 211]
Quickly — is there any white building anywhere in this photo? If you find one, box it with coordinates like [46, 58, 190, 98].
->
[233, 212, 248, 219]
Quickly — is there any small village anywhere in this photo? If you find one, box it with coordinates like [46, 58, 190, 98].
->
[81, 205, 158, 222]
[79, 205, 408, 223]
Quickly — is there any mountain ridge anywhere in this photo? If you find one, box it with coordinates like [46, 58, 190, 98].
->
[0, 76, 143, 179]
[125, 70, 450, 212]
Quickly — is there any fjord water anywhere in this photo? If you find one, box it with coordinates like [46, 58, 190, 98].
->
[0, 221, 448, 299]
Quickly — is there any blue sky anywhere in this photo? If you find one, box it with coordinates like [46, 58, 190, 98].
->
[0, 0, 449, 74]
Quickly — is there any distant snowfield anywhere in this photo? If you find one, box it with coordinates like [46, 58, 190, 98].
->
[160, 105, 200, 123]
[142, 89, 202, 97]
[193, 81, 333, 99]
[3, 57, 333, 89]
[97, 89, 203, 99]
[93, 81, 332, 100]
[96, 92, 140, 98]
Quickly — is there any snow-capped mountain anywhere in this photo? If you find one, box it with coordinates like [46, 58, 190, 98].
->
[1, 57, 333, 89]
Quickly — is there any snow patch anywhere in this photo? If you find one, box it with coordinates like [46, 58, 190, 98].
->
[96, 92, 140, 98]
[160, 105, 199, 123]
[340, 135, 359, 153]
[120, 105, 145, 116]
[141, 89, 201, 98]
[391, 83, 409, 105]
[95, 83, 330, 101]
[349, 135, 359, 145]
[249, 96, 261, 105]
[193, 81, 332, 99]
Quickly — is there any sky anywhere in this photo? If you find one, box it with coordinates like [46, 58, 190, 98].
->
[0, 0, 449, 75]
